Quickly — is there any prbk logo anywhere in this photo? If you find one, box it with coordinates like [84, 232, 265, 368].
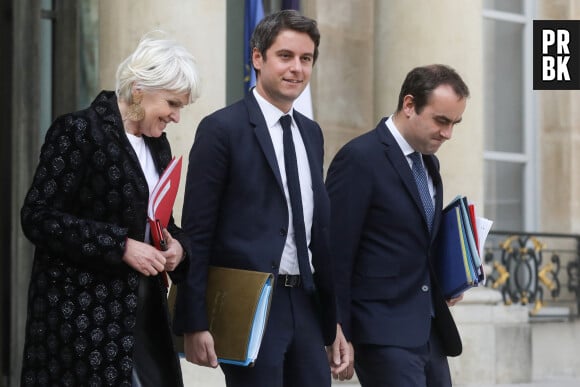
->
[534, 20, 580, 90]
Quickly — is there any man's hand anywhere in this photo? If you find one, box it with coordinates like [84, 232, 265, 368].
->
[447, 293, 464, 307]
[183, 331, 219, 368]
[336, 342, 355, 381]
[327, 324, 351, 379]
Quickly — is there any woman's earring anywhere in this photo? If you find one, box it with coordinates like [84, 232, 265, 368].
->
[127, 92, 145, 121]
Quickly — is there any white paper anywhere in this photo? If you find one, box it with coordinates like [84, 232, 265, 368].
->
[476, 216, 494, 260]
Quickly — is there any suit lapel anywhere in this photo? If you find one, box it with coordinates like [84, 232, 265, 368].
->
[293, 112, 322, 180]
[293, 112, 324, 215]
[245, 94, 285, 192]
[377, 120, 433, 234]
[377, 122, 424, 217]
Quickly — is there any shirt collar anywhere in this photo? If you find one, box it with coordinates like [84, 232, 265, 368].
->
[253, 88, 294, 128]
[385, 115, 415, 157]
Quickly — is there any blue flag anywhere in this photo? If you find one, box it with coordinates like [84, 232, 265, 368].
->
[244, 0, 265, 94]
[281, 0, 300, 10]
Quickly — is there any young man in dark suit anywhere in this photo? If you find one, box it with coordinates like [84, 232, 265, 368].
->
[326, 64, 470, 387]
[173, 9, 349, 387]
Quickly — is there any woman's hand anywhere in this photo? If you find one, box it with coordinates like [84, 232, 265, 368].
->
[122, 238, 166, 276]
[160, 228, 185, 272]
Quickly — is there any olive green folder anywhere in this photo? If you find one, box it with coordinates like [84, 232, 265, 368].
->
[169, 266, 274, 366]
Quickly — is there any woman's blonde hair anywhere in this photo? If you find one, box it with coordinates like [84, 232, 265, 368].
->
[116, 31, 201, 104]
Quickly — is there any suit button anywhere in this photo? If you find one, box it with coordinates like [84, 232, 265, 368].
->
[421, 285, 429, 292]
[280, 228, 287, 236]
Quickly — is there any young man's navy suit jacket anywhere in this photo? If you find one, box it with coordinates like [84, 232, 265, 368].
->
[326, 118, 461, 356]
[174, 92, 338, 346]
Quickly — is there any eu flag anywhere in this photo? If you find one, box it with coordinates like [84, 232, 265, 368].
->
[244, 0, 265, 94]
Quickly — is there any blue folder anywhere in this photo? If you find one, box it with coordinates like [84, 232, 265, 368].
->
[434, 196, 483, 299]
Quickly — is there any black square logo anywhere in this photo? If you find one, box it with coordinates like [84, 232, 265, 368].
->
[533, 20, 580, 90]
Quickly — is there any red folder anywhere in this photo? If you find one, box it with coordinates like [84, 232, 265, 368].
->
[468, 203, 480, 253]
[147, 156, 183, 285]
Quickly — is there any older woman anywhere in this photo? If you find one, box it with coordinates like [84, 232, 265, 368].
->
[19, 33, 200, 387]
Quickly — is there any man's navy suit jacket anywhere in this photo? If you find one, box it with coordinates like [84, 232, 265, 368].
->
[326, 117, 461, 356]
[174, 92, 337, 346]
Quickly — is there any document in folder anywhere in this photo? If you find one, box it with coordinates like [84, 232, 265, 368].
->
[206, 267, 274, 366]
[434, 196, 490, 299]
[147, 156, 182, 251]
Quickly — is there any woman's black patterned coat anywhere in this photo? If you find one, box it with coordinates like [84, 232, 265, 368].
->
[20, 91, 189, 386]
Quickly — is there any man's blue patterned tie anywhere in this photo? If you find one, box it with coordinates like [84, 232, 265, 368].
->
[409, 151, 434, 231]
